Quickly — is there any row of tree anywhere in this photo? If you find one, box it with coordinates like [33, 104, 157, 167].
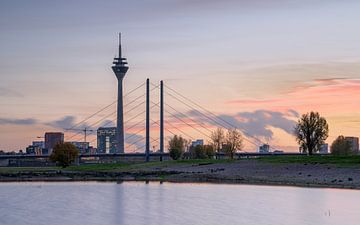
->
[294, 111, 358, 156]
[168, 111, 357, 160]
[50, 111, 357, 165]
[168, 128, 244, 160]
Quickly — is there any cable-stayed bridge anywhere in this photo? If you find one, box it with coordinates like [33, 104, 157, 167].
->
[63, 79, 281, 158]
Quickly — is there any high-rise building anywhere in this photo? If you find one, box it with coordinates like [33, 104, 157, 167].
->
[112, 33, 128, 153]
[345, 137, 359, 154]
[97, 127, 117, 154]
[45, 132, 64, 154]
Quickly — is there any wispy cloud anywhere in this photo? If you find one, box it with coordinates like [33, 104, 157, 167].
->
[168, 109, 299, 141]
[0, 118, 37, 125]
[45, 116, 77, 130]
[0, 87, 23, 97]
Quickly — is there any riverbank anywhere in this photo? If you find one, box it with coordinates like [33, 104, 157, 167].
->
[1, 156, 360, 189]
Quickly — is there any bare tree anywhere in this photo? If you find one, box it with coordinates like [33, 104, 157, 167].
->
[225, 128, 244, 159]
[294, 111, 329, 155]
[210, 128, 225, 153]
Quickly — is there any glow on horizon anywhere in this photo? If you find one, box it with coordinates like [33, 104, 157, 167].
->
[0, 0, 360, 151]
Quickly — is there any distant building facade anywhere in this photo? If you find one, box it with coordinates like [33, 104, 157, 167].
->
[32, 141, 45, 149]
[191, 139, 204, 147]
[319, 144, 329, 154]
[259, 144, 270, 153]
[26, 145, 42, 155]
[70, 141, 89, 154]
[45, 132, 64, 154]
[345, 137, 359, 154]
[97, 127, 116, 154]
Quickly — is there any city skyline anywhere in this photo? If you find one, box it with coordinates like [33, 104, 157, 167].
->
[1, 0, 360, 151]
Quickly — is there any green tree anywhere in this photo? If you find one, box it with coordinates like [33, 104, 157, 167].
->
[193, 145, 207, 159]
[331, 135, 352, 156]
[189, 145, 215, 159]
[168, 135, 186, 160]
[50, 142, 79, 168]
[210, 128, 225, 153]
[225, 129, 243, 159]
[294, 111, 329, 155]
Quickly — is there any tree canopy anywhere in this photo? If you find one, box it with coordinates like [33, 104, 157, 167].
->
[294, 111, 329, 155]
[224, 128, 243, 159]
[168, 135, 187, 160]
[50, 142, 79, 168]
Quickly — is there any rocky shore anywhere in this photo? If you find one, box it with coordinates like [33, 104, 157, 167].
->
[1, 160, 360, 189]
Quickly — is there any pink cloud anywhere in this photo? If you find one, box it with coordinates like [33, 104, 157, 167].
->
[226, 79, 360, 115]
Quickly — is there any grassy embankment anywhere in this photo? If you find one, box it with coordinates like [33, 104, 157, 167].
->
[0, 159, 233, 173]
[257, 155, 360, 167]
[1, 156, 360, 174]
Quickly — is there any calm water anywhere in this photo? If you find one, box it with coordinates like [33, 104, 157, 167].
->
[0, 182, 359, 225]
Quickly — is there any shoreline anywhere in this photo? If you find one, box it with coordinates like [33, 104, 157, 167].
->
[1, 170, 360, 190]
[1, 159, 360, 190]
[0, 176, 359, 190]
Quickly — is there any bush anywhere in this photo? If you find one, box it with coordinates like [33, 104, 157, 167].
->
[169, 148, 183, 160]
[189, 145, 215, 159]
[193, 145, 207, 159]
[331, 136, 353, 156]
[168, 135, 187, 160]
[204, 145, 215, 158]
[50, 142, 79, 168]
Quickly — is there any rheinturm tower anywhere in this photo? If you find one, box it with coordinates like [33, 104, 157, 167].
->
[112, 33, 128, 153]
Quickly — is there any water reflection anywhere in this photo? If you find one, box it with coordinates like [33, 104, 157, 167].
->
[0, 182, 359, 225]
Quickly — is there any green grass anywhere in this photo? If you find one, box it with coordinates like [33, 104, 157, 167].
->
[0, 167, 59, 173]
[65, 159, 235, 172]
[0, 159, 234, 173]
[3, 157, 359, 173]
[257, 155, 360, 167]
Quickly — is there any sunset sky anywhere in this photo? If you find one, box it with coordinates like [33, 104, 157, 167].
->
[0, 0, 359, 151]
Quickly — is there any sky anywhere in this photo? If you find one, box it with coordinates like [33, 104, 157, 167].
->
[0, 0, 359, 152]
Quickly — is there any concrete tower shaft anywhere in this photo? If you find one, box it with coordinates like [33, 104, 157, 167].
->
[112, 33, 128, 153]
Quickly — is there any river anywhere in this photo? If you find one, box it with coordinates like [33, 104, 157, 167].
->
[0, 182, 359, 225]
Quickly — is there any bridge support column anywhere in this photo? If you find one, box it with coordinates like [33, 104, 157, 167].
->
[145, 78, 150, 162]
[160, 80, 164, 161]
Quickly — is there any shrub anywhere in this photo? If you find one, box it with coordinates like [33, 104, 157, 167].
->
[169, 148, 183, 160]
[331, 136, 353, 156]
[50, 142, 79, 168]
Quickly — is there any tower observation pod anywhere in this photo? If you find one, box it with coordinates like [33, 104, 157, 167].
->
[112, 33, 128, 153]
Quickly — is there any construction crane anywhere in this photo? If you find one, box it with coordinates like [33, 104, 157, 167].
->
[66, 127, 94, 143]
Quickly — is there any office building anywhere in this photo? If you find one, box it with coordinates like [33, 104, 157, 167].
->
[45, 132, 64, 154]
[319, 144, 329, 154]
[32, 141, 45, 149]
[97, 127, 117, 154]
[191, 139, 204, 147]
[70, 141, 89, 154]
[345, 137, 359, 154]
[26, 145, 42, 155]
[259, 144, 270, 153]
